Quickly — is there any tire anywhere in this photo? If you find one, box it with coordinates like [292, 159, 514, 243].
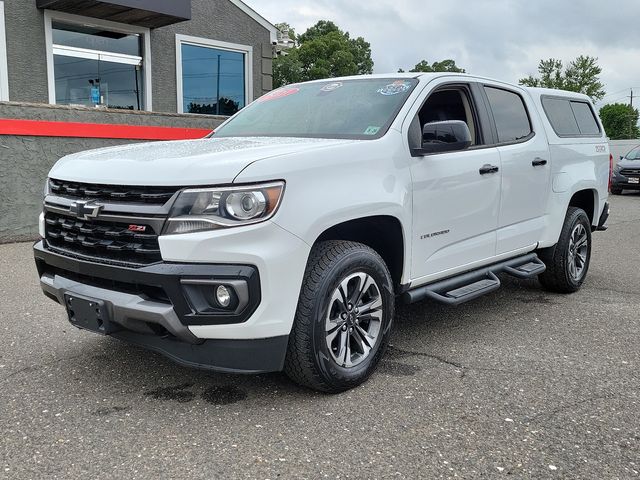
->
[538, 207, 592, 293]
[611, 188, 623, 195]
[284, 241, 395, 393]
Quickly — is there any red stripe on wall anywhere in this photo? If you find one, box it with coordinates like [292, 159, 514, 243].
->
[0, 119, 213, 140]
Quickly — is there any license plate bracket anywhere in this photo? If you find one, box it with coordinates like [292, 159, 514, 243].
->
[629, 177, 639, 184]
[64, 293, 118, 335]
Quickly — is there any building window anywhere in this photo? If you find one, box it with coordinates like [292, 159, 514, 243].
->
[0, 1, 8, 101]
[44, 11, 152, 110]
[176, 34, 253, 116]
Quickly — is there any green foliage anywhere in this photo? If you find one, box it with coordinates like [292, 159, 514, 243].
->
[399, 59, 466, 73]
[519, 56, 605, 101]
[273, 21, 374, 88]
[599, 103, 640, 140]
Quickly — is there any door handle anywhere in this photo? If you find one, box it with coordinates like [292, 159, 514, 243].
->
[479, 164, 499, 175]
[532, 158, 548, 167]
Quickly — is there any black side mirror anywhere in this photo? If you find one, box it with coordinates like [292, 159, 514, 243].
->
[620, 156, 624, 161]
[412, 120, 472, 156]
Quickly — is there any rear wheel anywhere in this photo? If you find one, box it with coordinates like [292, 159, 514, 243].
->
[538, 207, 592, 293]
[284, 241, 394, 393]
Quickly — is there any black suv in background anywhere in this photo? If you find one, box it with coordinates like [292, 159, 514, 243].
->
[612, 146, 640, 194]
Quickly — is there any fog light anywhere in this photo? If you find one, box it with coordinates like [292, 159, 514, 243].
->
[216, 285, 231, 307]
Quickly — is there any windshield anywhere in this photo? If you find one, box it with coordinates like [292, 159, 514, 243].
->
[213, 78, 419, 140]
[625, 146, 640, 160]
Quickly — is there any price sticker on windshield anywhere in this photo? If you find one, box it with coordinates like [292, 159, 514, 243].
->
[258, 87, 300, 103]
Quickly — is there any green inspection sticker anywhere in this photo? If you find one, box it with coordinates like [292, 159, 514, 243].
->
[364, 126, 381, 135]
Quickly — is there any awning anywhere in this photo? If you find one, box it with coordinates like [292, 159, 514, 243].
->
[36, 0, 192, 28]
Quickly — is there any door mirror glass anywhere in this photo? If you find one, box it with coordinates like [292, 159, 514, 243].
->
[414, 120, 472, 155]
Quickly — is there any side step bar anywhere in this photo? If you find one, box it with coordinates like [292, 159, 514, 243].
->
[403, 253, 546, 306]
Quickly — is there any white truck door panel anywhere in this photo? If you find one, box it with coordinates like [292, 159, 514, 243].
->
[410, 147, 501, 280]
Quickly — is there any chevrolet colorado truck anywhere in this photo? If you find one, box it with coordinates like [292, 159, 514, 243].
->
[34, 74, 611, 392]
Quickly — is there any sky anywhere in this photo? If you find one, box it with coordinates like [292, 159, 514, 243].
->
[244, 0, 640, 108]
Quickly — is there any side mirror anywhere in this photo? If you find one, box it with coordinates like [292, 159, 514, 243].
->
[412, 120, 472, 156]
[620, 156, 624, 161]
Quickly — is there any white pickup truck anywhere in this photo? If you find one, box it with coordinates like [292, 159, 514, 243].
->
[34, 73, 611, 392]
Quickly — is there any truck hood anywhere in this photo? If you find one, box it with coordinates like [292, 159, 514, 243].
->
[49, 137, 354, 186]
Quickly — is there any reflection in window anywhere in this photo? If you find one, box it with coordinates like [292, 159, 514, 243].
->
[52, 22, 144, 110]
[181, 44, 246, 116]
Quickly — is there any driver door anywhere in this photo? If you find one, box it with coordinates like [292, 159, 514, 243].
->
[409, 83, 502, 283]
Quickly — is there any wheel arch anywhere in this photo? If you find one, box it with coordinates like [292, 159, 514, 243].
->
[313, 215, 406, 290]
[568, 188, 598, 226]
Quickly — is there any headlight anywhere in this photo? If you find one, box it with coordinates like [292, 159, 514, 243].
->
[613, 164, 622, 174]
[163, 181, 285, 235]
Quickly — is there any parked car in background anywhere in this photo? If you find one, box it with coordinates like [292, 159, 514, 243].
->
[612, 145, 640, 194]
[34, 74, 611, 392]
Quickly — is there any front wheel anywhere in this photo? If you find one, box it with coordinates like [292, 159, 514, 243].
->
[538, 207, 592, 293]
[284, 241, 395, 393]
[611, 188, 623, 195]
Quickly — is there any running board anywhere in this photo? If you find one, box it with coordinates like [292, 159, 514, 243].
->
[403, 253, 546, 306]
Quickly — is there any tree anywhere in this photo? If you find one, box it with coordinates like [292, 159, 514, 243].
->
[599, 103, 640, 140]
[519, 56, 605, 101]
[273, 21, 373, 88]
[398, 59, 466, 73]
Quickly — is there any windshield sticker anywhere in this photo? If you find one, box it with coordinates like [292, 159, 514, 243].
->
[377, 80, 412, 96]
[258, 87, 300, 103]
[364, 126, 381, 135]
[320, 82, 343, 93]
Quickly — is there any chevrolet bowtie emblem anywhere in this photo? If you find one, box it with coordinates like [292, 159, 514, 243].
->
[69, 201, 102, 220]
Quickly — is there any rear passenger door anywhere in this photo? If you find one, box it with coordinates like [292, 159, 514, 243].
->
[483, 85, 551, 255]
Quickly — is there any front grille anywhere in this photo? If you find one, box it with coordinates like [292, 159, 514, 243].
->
[45, 211, 162, 266]
[620, 168, 640, 177]
[49, 178, 180, 205]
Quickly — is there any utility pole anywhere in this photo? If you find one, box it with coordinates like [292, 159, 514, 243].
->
[630, 88, 634, 108]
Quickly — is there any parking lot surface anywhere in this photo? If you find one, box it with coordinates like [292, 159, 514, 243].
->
[1, 195, 639, 479]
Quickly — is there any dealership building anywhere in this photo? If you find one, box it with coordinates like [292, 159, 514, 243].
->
[0, 0, 277, 242]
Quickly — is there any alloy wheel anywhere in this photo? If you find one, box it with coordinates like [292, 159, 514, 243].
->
[325, 272, 383, 368]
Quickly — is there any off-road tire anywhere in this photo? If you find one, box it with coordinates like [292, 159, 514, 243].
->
[284, 241, 395, 393]
[538, 207, 592, 293]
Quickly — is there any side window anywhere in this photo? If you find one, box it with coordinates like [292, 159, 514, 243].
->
[541, 97, 601, 137]
[541, 97, 580, 136]
[484, 86, 532, 143]
[570, 101, 601, 135]
[417, 88, 479, 145]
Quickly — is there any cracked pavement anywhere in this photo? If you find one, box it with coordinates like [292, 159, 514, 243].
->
[1, 194, 639, 479]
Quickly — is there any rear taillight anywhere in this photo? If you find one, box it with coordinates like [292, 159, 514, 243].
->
[609, 153, 613, 192]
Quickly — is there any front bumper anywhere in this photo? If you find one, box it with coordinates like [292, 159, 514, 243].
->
[612, 174, 640, 190]
[34, 241, 289, 373]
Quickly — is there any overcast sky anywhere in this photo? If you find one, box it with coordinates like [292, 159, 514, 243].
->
[244, 0, 640, 107]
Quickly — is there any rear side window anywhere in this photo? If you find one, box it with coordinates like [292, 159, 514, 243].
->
[570, 101, 601, 135]
[484, 87, 532, 143]
[542, 97, 601, 137]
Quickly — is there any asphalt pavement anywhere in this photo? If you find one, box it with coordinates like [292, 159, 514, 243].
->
[1, 194, 639, 479]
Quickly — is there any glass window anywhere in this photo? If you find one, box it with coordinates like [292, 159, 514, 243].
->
[625, 146, 640, 160]
[181, 44, 246, 116]
[51, 22, 144, 110]
[570, 101, 601, 135]
[52, 22, 141, 56]
[542, 97, 601, 137]
[484, 87, 532, 143]
[215, 78, 418, 140]
[542, 97, 580, 136]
